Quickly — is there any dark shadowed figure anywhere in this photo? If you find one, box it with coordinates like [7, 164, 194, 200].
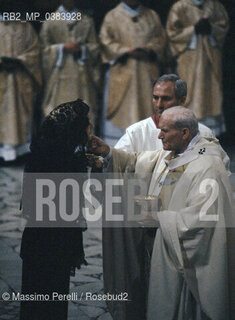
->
[20, 99, 93, 320]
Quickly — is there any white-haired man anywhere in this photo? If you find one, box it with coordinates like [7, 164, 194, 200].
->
[89, 106, 234, 320]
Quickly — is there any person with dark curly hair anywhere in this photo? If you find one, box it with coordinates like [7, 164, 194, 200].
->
[20, 99, 94, 320]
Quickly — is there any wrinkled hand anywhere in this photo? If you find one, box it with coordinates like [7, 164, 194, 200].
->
[63, 41, 81, 53]
[87, 135, 110, 158]
[195, 18, 211, 35]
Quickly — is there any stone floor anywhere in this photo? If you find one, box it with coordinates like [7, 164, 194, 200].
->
[0, 143, 234, 320]
[0, 165, 112, 320]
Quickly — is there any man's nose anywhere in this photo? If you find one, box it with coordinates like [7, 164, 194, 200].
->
[156, 98, 161, 106]
[158, 131, 163, 139]
[157, 99, 165, 110]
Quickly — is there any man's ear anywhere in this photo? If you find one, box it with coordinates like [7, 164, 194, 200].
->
[178, 96, 186, 106]
[182, 127, 190, 140]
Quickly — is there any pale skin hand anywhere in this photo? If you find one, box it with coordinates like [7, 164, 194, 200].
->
[87, 135, 110, 158]
[63, 41, 81, 53]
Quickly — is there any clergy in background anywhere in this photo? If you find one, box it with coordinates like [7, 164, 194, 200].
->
[166, 0, 229, 136]
[99, 0, 165, 145]
[89, 106, 234, 320]
[0, 19, 41, 161]
[40, 0, 100, 127]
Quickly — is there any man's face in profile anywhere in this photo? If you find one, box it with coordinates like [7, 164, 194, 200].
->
[158, 115, 184, 153]
[152, 81, 184, 117]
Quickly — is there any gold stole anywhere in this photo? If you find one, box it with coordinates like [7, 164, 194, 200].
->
[157, 160, 188, 211]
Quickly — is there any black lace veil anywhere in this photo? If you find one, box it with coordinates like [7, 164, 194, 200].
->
[28, 99, 90, 172]
[31, 99, 90, 155]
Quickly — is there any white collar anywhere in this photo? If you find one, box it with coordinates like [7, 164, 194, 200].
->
[58, 5, 79, 23]
[164, 133, 201, 169]
[121, 2, 142, 18]
[164, 135, 222, 171]
[178, 132, 201, 157]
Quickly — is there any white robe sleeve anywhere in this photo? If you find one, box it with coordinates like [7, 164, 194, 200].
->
[107, 148, 137, 173]
[114, 131, 135, 152]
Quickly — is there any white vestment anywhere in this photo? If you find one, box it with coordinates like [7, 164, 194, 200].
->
[146, 144, 234, 320]
[166, 0, 229, 135]
[114, 117, 230, 171]
[104, 137, 234, 319]
[40, 6, 100, 123]
[99, 3, 165, 129]
[0, 21, 41, 161]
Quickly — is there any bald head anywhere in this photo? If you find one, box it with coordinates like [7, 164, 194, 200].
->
[161, 106, 199, 137]
[158, 107, 199, 153]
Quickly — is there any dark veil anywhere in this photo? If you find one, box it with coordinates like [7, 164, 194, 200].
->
[27, 98, 90, 172]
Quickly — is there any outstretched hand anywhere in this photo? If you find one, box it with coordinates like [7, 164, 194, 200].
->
[87, 135, 110, 158]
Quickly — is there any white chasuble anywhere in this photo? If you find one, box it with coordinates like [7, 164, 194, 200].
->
[40, 7, 100, 124]
[166, 0, 229, 133]
[0, 22, 41, 160]
[99, 4, 165, 129]
[104, 138, 234, 320]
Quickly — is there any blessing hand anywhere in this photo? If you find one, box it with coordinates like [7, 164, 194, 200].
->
[87, 135, 110, 158]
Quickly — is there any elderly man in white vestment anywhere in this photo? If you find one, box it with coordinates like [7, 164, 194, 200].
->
[40, 0, 100, 126]
[89, 106, 234, 320]
[112, 74, 229, 318]
[0, 18, 41, 161]
[166, 0, 229, 136]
